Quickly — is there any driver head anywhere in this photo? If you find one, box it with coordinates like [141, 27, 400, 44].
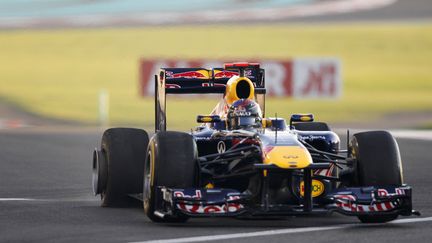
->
[227, 99, 262, 130]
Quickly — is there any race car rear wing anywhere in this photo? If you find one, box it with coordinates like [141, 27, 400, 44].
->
[155, 64, 266, 131]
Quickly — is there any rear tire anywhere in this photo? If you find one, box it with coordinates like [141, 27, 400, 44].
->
[350, 131, 402, 223]
[97, 128, 149, 207]
[144, 131, 197, 223]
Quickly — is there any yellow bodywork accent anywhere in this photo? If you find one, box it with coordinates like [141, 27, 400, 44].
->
[198, 70, 211, 78]
[199, 116, 213, 123]
[262, 118, 271, 128]
[224, 76, 255, 105]
[263, 146, 312, 169]
[205, 183, 214, 189]
[300, 115, 312, 121]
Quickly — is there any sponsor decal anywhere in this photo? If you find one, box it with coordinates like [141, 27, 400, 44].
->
[377, 188, 405, 197]
[167, 70, 209, 79]
[217, 141, 226, 154]
[292, 58, 341, 98]
[175, 194, 243, 214]
[299, 135, 327, 141]
[333, 194, 396, 212]
[300, 179, 325, 197]
[202, 83, 226, 87]
[174, 190, 202, 199]
[214, 70, 239, 79]
[0, 119, 27, 129]
[176, 202, 243, 214]
[165, 84, 181, 89]
[234, 111, 251, 116]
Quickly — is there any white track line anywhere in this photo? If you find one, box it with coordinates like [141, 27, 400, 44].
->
[334, 129, 432, 141]
[133, 217, 432, 243]
[390, 130, 432, 141]
[0, 198, 98, 202]
[0, 198, 37, 201]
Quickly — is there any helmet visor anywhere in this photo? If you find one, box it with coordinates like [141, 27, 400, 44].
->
[237, 116, 256, 127]
[231, 116, 261, 129]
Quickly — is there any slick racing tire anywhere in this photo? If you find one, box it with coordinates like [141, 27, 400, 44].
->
[350, 131, 402, 223]
[144, 131, 197, 223]
[96, 128, 149, 207]
[292, 122, 330, 131]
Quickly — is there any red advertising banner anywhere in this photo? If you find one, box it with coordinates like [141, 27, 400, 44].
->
[139, 59, 341, 98]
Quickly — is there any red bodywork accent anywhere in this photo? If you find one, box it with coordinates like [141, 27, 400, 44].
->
[224, 62, 260, 69]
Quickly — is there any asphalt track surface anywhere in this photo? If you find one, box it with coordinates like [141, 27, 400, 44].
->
[0, 127, 431, 242]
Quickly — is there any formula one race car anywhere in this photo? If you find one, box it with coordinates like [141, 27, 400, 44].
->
[92, 62, 418, 223]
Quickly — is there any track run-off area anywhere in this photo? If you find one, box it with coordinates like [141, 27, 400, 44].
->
[0, 127, 431, 242]
[0, 0, 401, 28]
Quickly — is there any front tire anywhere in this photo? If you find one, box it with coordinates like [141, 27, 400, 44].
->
[144, 131, 197, 223]
[350, 131, 402, 223]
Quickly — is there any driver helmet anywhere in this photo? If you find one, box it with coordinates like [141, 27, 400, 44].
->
[227, 99, 262, 130]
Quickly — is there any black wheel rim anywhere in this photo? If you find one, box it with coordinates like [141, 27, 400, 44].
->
[92, 149, 100, 195]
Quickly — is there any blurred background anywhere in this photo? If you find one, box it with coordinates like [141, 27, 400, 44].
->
[0, 0, 431, 131]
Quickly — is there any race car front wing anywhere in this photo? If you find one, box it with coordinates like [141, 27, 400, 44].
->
[154, 185, 418, 219]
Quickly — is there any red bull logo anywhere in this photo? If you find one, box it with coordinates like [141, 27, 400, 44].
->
[214, 70, 239, 79]
[167, 70, 209, 79]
